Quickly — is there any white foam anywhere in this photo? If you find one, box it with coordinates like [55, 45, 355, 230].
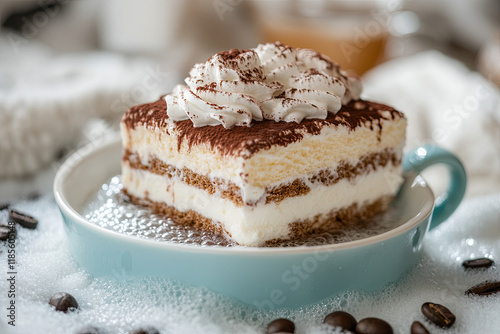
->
[0, 193, 499, 333]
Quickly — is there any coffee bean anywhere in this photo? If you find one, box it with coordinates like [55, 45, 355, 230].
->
[75, 326, 104, 334]
[462, 258, 494, 269]
[9, 209, 38, 229]
[355, 317, 393, 334]
[0, 224, 13, 241]
[49, 292, 79, 313]
[465, 280, 500, 296]
[421, 302, 455, 328]
[0, 202, 10, 210]
[411, 321, 430, 334]
[266, 318, 295, 334]
[129, 327, 160, 334]
[323, 311, 357, 332]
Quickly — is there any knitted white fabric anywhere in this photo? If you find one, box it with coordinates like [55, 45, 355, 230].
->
[0, 34, 169, 178]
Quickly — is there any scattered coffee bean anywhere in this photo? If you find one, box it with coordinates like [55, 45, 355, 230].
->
[129, 327, 160, 334]
[0, 202, 10, 210]
[75, 326, 104, 334]
[355, 317, 393, 334]
[9, 209, 38, 229]
[462, 258, 494, 269]
[323, 311, 357, 332]
[0, 224, 13, 241]
[266, 318, 295, 334]
[49, 292, 79, 313]
[465, 280, 500, 296]
[411, 321, 430, 334]
[421, 302, 455, 329]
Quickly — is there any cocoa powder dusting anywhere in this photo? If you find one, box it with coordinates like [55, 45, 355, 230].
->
[121, 97, 404, 158]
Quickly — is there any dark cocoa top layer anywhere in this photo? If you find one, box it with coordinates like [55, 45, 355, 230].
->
[122, 98, 405, 158]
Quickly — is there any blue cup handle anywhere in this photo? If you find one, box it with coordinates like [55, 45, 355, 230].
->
[403, 145, 467, 230]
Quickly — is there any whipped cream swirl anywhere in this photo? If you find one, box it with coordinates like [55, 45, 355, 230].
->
[166, 42, 362, 128]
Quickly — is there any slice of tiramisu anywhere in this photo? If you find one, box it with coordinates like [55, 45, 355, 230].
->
[121, 42, 406, 247]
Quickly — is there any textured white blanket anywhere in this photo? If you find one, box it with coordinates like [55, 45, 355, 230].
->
[0, 34, 173, 178]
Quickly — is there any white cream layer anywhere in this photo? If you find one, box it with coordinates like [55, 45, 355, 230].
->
[122, 163, 402, 247]
[121, 115, 406, 202]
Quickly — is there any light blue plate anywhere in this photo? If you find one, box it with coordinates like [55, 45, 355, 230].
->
[54, 137, 466, 309]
